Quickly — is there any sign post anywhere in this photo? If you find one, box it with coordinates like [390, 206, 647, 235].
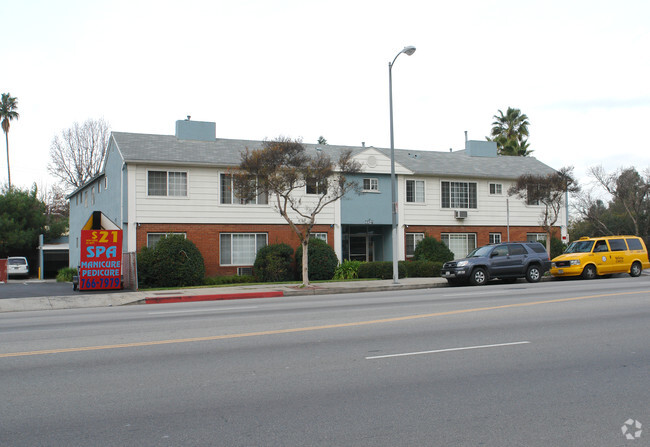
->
[79, 229, 123, 290]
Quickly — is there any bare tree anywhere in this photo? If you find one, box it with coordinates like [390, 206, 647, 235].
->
[234, 137, 361, 286]
[509, 166, 579, 254]
[587, 166, 650, 236]
[47, 118, 110, 191]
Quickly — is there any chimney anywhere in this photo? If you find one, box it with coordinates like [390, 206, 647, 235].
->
[175, 119, 216, 141]
[362, 142, 365, 148]
[464, 131, 468, 149]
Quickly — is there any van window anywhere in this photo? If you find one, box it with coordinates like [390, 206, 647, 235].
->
[608, 239, 627, 251]
[626, 238, 644, 251]
[593, 240, 609, 252]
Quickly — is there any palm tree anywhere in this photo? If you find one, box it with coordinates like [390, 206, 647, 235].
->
[488, 107, 531, 156]
[1, 93, 20, 188]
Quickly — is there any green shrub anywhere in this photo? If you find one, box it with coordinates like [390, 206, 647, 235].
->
[413, 236, 455, 263]
[550, 237, 566, 259]
[254, 243, 295, 282]
[333, 260, 362, 280]
[203, 275, 256, 286]
[357, 261, 406, 279]
[137, 235, 205, 288]
[401, 260, 442, 277]
[56, 267, 77, 282]
[295, 238, 338, 281]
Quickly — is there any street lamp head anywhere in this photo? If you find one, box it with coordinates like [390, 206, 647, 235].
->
[402, 46, 416, 56]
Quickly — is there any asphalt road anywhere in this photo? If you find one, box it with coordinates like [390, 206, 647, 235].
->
[1, 277, 648, 446]
[0, 279, 124, 299]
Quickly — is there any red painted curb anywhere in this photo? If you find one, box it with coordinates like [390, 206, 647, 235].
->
[144, 291, 284, 304]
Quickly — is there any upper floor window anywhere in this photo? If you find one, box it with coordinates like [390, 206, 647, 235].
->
[306, 178, 328, 195]
[91, 186, 95, 205]
[526, 185, 540, 205]
[441, 181, 477, 209]
[489, 183, 502, 195]
[363, 178, 379, 192]
[148, 170, 187, 197]
[220, 173, 267, 205]
[406, 180, 425, 203]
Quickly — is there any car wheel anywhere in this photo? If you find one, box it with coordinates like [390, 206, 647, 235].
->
[581, 264, 597, 280]
[525, 265, 541, 283]
[630, 261, 642, 277]
[470, 268, 487, 286]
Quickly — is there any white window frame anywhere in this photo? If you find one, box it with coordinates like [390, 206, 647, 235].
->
[406, 180, 425, 203]
[489, 233, 502, 244]
[310, 233, 328, 242]
[306, 178, 328, 195]
[363, 178, 379, 192]
[147, 170, 188, 197]
[220, 233, 268, 266]
[441, 233, 477, 259]
[147, 232, 187, 248]
[527, 233, 546, 242]
[441, 181, 478, 209]
[489, 183, 503, 195]
[220, 173, 267, 205]
[405, 233, 425, 258]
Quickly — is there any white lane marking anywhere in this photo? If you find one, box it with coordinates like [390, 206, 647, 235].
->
[365, 341, 530, 360]
[148, 306, 258, 315]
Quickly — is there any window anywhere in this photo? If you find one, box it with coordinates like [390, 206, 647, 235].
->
[509, 244, 527, 255]
[608, 239, 627, 252]
[306, 178, 327, 195]
[405, 233, 424, 257]
[104, 177, 108, 190]
[147, 233, 186, 248]
[527, 233, 546, 242]
[441, 233, 477, 259]
[98, 181, 101, 193]
[406, 180, 425, 203]
[220, 174, 267, 204]
[91, 186, 95, 205]
[489, 183, 502, 195]
[441, 181, 477, 208]
[84, 191, 88, 207]
[310, 233, 328, 242]
[363, 178, 379, 192]
[489, 233, 501, 244]
[220, 233, 267, 265]
[626, 238, 643, 251]
[526, 185, 540, 205]
[147, 170, 187, 197]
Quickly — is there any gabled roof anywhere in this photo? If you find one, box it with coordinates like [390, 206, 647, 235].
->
[111, 132, 556, 180]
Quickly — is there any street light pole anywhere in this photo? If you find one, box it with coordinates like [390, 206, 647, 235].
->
[389, 45, 416, 284]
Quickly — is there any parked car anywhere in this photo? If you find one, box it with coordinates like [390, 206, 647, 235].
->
[7, 257, 29, 277]
[550, 235, 649, 279]
[441, 242, 551, 286]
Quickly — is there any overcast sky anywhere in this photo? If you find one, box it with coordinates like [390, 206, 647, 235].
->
[4, 0, 650, 195]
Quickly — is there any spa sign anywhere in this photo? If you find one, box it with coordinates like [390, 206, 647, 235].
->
[79, 229, 123, 290]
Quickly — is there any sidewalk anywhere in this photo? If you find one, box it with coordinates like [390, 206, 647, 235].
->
[0, 277, 449, 313]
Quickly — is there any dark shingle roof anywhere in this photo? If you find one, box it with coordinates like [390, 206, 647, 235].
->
[111, 132, 556, 180]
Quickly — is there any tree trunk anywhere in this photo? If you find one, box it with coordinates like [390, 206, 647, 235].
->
[5, 132, 10, 189]
[301, 238, 310, 287]
[546, 232, 552, 255]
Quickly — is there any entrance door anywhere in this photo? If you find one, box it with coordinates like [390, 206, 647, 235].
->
[349, 236, 374, 262]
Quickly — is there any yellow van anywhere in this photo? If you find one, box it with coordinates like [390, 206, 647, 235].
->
[550, 236, 650, 279]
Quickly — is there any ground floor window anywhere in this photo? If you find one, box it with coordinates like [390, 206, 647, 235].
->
[441, 233, 477, 259]
[405, 233, 424, 257]
[527, 233, 546, 242]
[220, 233, 267, 265]
[489, 233, 502, 244]
[147, 232, 186, 248]
[310, 233, 328, 242]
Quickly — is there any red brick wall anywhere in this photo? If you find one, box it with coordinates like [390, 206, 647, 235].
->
[137, 223, 334, 277]
[403, 225, 559, 257]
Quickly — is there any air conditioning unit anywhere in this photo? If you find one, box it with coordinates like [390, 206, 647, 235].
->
[454, 210, 468, 219]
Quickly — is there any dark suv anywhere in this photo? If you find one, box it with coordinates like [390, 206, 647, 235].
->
[441, 242, 551, 286]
